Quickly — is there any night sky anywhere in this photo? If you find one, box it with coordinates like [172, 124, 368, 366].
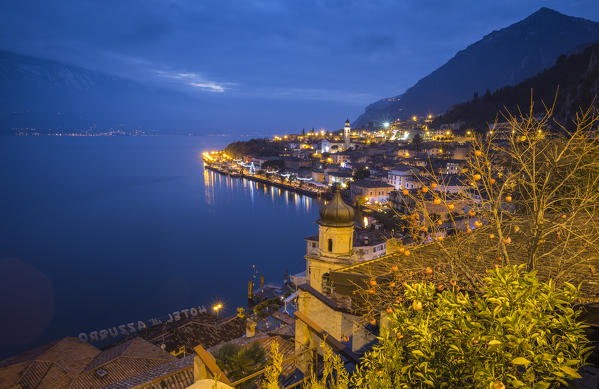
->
[1, 0, 599, 134]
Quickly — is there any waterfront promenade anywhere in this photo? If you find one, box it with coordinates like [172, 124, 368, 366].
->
[203, 158, 328, 198]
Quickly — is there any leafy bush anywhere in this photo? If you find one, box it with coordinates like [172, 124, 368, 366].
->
[214, 342, 265, 383]
[253, 297, 283, 319]
[308, 340, 350, 389]
[264, 341, 283, 389]
[352, 265, 591, 388]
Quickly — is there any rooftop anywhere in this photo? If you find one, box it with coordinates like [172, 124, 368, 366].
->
[330, 224, 599, 302]
[305, 228, 387, 247]
[352, 179, 394, 189]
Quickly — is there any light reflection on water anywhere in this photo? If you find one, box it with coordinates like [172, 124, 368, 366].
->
[202, 165, 317, 214]
[0, 137, 321, 360]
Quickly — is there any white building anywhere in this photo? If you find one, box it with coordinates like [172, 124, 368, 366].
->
[387, 166, 425, 190]
[350, 179, 394, 203]
[319, 139, 331, 153]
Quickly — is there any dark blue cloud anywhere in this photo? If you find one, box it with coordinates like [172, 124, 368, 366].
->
[0, 0, 598, 134]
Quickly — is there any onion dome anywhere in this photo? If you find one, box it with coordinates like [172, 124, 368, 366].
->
[318, 187, 355, 227]
[345, 119, 350, 125]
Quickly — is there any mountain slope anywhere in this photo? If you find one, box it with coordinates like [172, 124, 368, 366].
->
[433, 42, 599, 131]
[353, 8, 599, 128]
[0, 50, 202, 130]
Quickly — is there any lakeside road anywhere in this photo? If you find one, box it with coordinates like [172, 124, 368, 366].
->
[203, 160, 328, 198]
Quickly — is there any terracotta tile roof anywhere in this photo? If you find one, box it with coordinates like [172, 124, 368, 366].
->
[268, 323, 295, 338]
[82, 342, 133, 373]
[36, 365, 72, 389]
[0, 337, 196, 389]
[0, 342, 58, 368]
[15, 360, 53, 388]
[354, 228, 387, 246]
[71, 338, 174, 389]
[352, 179, 394, 189]
[82, 338, 173, 374]
[0, 363, 25, 388]
[0, 337, 99, 372]
[102, 355, 194, 389]
[71, 357, 172, 389]
[207, 331, 269, 355]
[144, 316, 246, 353]
[0, 337, 100, 389]
[256, 336, 297, 377]
[330, 224, 599, 301]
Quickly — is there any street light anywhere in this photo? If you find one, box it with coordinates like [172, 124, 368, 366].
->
[383, 122, 390, 129]
[213, 303, 223, 317]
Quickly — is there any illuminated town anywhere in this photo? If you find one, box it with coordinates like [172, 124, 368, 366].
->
[203, 117, 474, 204]
[1, 3, 599, 389]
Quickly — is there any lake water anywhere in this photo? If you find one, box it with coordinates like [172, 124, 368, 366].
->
[0, 136, 320, 359]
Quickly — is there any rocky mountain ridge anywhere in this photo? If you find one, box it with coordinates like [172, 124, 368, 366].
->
[353, 8, 599, 128]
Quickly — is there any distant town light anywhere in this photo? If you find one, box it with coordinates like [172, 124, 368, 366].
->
[383, 122, 390, 128]
[412, 116, 417, 122]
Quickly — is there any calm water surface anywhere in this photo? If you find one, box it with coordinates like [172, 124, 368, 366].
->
[0, 136, 319, 358]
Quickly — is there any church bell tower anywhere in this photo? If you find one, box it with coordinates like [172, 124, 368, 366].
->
[306, 186, 355, 293]
[343, 120, 351, 150]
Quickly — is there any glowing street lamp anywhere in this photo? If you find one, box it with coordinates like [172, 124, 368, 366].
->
[383, 122, 390, 129]
[212, 303, 223, 317]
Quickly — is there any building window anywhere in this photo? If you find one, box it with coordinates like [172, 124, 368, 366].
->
[328, 238, 333, 252]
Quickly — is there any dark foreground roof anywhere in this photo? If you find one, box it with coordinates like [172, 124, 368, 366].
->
[330, 224, 599, 302]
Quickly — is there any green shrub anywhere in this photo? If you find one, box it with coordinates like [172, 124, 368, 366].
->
[214, 342, 265, 383]
[352, 265, 592, 388]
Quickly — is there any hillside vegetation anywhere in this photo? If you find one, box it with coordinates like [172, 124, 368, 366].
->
[434, 42, 599, 132]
